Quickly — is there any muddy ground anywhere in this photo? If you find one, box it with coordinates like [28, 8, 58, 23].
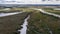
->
[0, 12, 29, 34]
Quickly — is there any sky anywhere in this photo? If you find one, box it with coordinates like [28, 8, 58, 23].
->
[0, 0, 60, 4]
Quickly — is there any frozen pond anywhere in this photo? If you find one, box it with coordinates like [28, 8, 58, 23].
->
[18, 15, 30, 34]
[0, 12, 23, 17]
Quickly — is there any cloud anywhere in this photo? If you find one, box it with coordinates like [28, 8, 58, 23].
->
[0, 0, 60, 4]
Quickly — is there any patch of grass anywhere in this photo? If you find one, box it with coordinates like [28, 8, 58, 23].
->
[0, 8, 35, 13]
[27, 12, 60, 34]
[43, 8, 60, 15]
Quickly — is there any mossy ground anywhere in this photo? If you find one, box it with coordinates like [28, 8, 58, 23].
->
[0, 8, 35, 13]
[0, 12, 29, 34]
[27, 12, 60, 34]
[0, 7, 34, 34]
[43, 8, 60, 15]
[0, 7, 60, 34]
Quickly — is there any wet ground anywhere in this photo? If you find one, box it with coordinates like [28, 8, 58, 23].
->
[27, 12, 60, 34]
[0, 8, 60, 34]
[0, 12, 29, 34]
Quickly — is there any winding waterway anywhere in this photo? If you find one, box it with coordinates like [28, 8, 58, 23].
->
[0, 12, 23, 17]
[31, 8, 60, 18]
[18, 15, 30, 34]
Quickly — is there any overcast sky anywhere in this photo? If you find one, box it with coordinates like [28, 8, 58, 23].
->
[0, 0, 60, 4]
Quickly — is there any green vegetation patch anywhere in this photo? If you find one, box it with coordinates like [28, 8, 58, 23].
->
[27, 12, 60, 34]
[43, 8, 60, 15]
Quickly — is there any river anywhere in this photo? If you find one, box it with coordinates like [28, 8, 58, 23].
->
[0, 12, 23, 17]
[18, 15, 30, 34]
[31, 8, 60, 18]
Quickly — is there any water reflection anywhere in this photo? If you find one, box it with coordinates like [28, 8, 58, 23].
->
[0, 12, 23, 17]
[18, 15, 30, 34]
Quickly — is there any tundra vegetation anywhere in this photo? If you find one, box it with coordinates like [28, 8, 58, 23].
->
[27, 10, 60, 34]
[0, 8, 31, 34]
[0, 7, 60, 34]
[43, 8, 60, 15]
[0, 12, 30, 34]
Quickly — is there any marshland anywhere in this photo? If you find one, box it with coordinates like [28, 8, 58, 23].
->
[0, 6, 60, 34]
